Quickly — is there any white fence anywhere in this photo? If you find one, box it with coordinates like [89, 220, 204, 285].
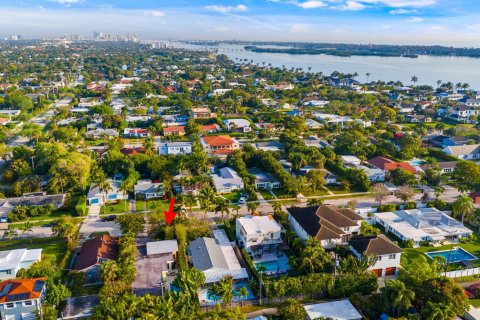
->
[444, 267, 480, 278]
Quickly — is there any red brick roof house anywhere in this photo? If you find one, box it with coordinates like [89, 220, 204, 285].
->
[163, 126, 186, 136]
[73, 235, 119, 280]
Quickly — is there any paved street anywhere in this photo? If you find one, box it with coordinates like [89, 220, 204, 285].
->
[78, 205, 121, 240]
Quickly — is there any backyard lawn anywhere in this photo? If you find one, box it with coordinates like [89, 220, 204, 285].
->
[402, 237, 480, 268]
[0, 237, 68, 264]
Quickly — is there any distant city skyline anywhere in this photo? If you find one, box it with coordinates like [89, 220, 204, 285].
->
[1, 0, 480, 46]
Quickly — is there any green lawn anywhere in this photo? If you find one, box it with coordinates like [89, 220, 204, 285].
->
[103, 200, 130, 214]
[302, 189, 329, 197]
[135, 199, 171, 212]
[470, 299, 480, 308]
[402, 237, 480, 268]
[327, 185, 350, 194]
[259, 189, 275, 200]
[271, 188, 294, 199]
[0, 237, 68, 264]
[223, 190, 242, 203]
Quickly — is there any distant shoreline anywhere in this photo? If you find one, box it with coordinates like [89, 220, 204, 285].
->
[244, 46, 419, 58]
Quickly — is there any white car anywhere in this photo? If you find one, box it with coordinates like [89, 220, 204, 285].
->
[238, 197, 246, 205]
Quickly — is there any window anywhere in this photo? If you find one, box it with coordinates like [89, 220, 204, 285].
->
[389, 254, 396, 259]
[23, 300, 33, 306]
[5, 302, 15, 309]
[377, 256, 382, 261]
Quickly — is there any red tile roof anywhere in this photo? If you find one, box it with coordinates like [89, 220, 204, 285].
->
[73, 235, 119, 271]
[203, 135, 235, 147]
[384, 162, 417, 174]
[367, 156, 396, 170]
[202, 124, 221, 131]
[0, 277, 46, 303]
[163, 126, 185, 134]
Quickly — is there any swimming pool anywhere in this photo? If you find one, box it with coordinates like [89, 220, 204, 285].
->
[409, 159, 425, 166]
[426, 247, 478, 263]
[254, 256, 290, 274]
[203, 281, 255, 303]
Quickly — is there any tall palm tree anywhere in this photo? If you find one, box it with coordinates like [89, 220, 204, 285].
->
[214, 198, 230, 221]
[452, 194, 475, 224]
[217, 276, 234, 306]
[97, 172, 112, 214]
[3, 226, 18, 240]
[199, 186, 215, 220]
[183, 194, 197, 215]
[271, 201, 282, 213]
[20, 220, 34, 245]
[119, 180, 131, 212]
[300, 237, 331, 273]
[365, 72, 371, 83]
[236, 286, 249, 306]
[383, 280, 415, 317]
[411, 76, 418, 87]
[246, 201, 258, 214]
[436, 80, 442, 89]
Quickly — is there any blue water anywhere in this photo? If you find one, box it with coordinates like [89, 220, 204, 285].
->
[426, 247, 477, 263]
[205, 281, 255, 302]
[254, 257, 290, 273]
[409, 160, 425, 166]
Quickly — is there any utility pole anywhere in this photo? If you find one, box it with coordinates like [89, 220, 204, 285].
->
[259, 270, 263, 306]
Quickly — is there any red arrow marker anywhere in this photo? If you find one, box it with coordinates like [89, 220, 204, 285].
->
[164, 197, 176, 225]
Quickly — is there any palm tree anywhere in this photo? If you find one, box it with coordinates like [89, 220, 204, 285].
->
[216, 276, 234, 306]
[183, 194, 197, 215]
[365, 72, 371, 83]
[236, 286, 249, 306]
[411, 76, 418, 87]
[383, 280, 415, 317]
[436, 80, 442, 89]
[452, 194, 475, 224]
[199, 186, 215, 220]
[271, 201, 282, 213]
[207, 283, 220, 303]
[20, 220, 33, 246]
[119, 180, 131, 212]
[97, 173, 112, 214]
[214, 198, 230, 221]
[3, 226, 18, 240]
[300, 237, 331, 274]
[307, 198, 324, 207]
[246, 201, 258, 214]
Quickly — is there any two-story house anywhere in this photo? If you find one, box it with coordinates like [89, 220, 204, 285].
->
[349, 235, 403, 277]
[134, 180, 165, 200]
[157, 141, 192, 156]
[189, 107, 216, 119]
[0, 249, 42, 280]
[223, 119, 251, 133]
[450, 105, 479, 123]
[443, 144, 480, 160]
[0, 278, 46, 320]
[287, 205, 363, 248]
[122, 128, 150, 138]
[236, 216, 284, 255]
[200, 135, 240, 156]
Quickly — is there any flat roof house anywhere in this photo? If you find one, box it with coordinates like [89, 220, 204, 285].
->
[122, 128, 150, 138]
[236, 215, 284, 255]
[287, 205, 363, 248]
[0, 277, 46, 320]
[211, 167, 244, 194]
[248, 169, 281, 190]
[200, 135, 240, 156]
[349, 235, 403, 277]
[87, 180, 128, 206]
[303, 299, 362, 320]
[187, 229, 248, 284]
[0, 249, 42, 280]
[157, 141, 192, 156]
[134, 180, 165, 200]
[190, 107, 216, 119]
[73, 235, 119, 281]
[223, 119, 251, 133]
[375, 207, 472, 245]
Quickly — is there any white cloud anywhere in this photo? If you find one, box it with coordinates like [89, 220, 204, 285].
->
[143, 10, 165, 17]
[294, 1, 327, 9]
[360, 0, 436, 8]
[205, 4, 248, 13]
[389, 8, 417, 14]
[340, 1, 366, 11]
[50, 0, 82, 4]
[406, 16, 424, 23]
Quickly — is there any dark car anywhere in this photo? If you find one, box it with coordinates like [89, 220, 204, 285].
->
[102, 215, 117, 222]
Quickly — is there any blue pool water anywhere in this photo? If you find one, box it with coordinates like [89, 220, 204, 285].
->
[426, 247, 478, 263]
[409, 159, 425, 166]
[205, 281, 255, 302]
[254, 256, 290, 273]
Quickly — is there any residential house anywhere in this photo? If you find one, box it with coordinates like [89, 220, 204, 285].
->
[443, 144, 480, 160]
[162, 115, 188, 127]
[287, 205, 363, 248]
[0, 118, 10, 126]
[306, 119, 322, 130]
[209, 89, 231, 97]
[84, 128, 119, 140]
[431, 135, 468, 149]
[349, 235, 403, 277]
[73, 235, 119, 281]
[223, 119, 251, 133]
[405, 114, 432, 123]
[211, 167, 244, 194]
[248, 169, 281, 190]
[304, 136, 331, 149]
[322, 169, 338, 185]
[450, 105, 479, 123]
[157, 141, 192, 156]
[0, 249, 42, 280]
[201, 124, 222, 133]
[0, 110, 21, 117]
[464, 99, 480, 107]
[341, 156, 362, 167]
[314, 113, 371, 128]
[200, 135, 240, 156]
[0, 278, 46, 320]
[358, 165, 386, 182]
[0, 194, 65, 217]
[367, 156, 417, 175]
[187, 229, 248, 285]
[236, 215, 284, 255]
[331, 78, 361, 90]
[265, 82, 294, 91]
[87, 179, 127, 205]
[303, 300, 362, 320]
[123, 128, 150, 138]
[303, 100, 330, 107]
[374, 207, 472, 245]
[134, 180, 165, 200]
[255, 122, 279, 132]
[189, 108, 216, 119]
[420, 161, 457, 175]
[253, 141, 285, 152]
[163, 126, 186, 136]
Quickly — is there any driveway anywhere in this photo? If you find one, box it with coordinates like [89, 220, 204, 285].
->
[78, 205, 122, 240]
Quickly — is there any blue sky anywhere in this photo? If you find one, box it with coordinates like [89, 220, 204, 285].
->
[1, 0, 480, 45]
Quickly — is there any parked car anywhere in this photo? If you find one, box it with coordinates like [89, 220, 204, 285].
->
[238, 197, 247, 205]
[102, 215, 117, 222]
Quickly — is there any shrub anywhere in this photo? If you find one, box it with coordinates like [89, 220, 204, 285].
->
[377, 204, 397, 212]
[403, 239, 415, 248]
[75, 196, 87, 216]
[405, 202, 417, 210]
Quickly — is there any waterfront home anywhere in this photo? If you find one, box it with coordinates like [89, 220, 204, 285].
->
[190, 107, 216, 119]
[0, 278, 46, 320]
[303, 300, 362, 320]
[442, 144, 480, 160]
[374, 207, 472, 245]
[223, 119, 251, 133]
[157, 141, 192, 156]
[0, 249, 42, 280]
[248, 169, 281, 190]
[287, 205, 363, 248]
[200, 135, 240, 156]
[73, 235, 119, 281]
[236, 215, 284, 255]
[187, 229, 248, 285]
[123, 128, 150, 138]
[87, 179, 127, 205]
[134, 180, 165, 200]
[211, 167, 244, 194]
[349, 235, 403, 277]
[163, 126, 186, 136]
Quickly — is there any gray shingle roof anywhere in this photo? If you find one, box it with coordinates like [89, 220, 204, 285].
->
[187, 238, 229, 270]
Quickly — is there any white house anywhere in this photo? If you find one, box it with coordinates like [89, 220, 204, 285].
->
[249, 169, 281, 190]
[443, 144, 480, 160]
[87, 179, 128, 205]
[303, 300, 362, 320]
[349, 235, 403, 277]
[236, 215, 283, 254]
[223, 119, 251, 133]
[134, 180, 165, 200]
[0, 249, 42, 280]
[358, 165, 386, 182]
[209, 88, 231, 97]
[157, 141, 192, 156]
[314, 113, 371, 128]
[211, 167, 244, 194]
[450, 105, 479, 123]
[341, 155, 362, 167]
[123, 128, 150, 138]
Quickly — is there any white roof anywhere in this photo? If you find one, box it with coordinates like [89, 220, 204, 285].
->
[466, 307, 480, 320]
[341, 155, 362, 164]
[146, 240, 178, 256]
[237, 216, 281, 236]
[303, 300, 362, 320]
[223, 119, 251, 128]
[212, 167, 244, 191]
[0, 248, 42, 272]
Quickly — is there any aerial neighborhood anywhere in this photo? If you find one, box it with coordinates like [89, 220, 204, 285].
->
[0, 39, 480, 320]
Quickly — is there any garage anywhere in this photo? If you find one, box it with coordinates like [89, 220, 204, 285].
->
[372, 269, 382, 277]
[385, 267, 397, 276]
